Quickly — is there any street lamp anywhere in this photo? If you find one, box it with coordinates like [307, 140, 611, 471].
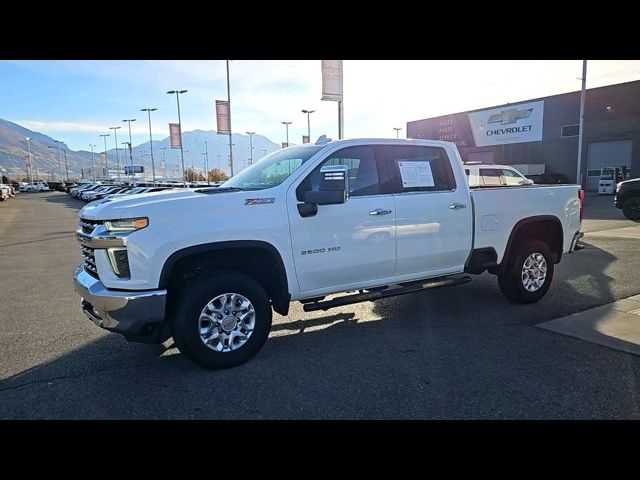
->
[160, 147, 167, 179]
[122, 118, 136, 180]
[48, 142, 68, 181]
[246, 131, 255, 165]
[140, 108, 158, 184]
[100, 134, 110, 179]
[166, 89, 187, 183]
[25, 137, 33, 183]
[301, 109, 315, 143]
[109, 126, 122, 183]
[203, 140, 209, 183]
[393, 127, 402, 139]
[281, 121, 292, 147]
[89, 144, 96, 182]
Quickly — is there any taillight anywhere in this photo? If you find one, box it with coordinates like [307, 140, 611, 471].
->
[578, 189, 585, 221]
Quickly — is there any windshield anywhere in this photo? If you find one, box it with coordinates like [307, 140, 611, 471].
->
[223, 145, 324, 190]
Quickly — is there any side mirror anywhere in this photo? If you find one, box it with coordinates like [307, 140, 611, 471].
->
[304, 165, 350, 205]
[298, 165, 350, 217]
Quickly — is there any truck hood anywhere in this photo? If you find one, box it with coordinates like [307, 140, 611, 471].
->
[79, 188, 219, 220]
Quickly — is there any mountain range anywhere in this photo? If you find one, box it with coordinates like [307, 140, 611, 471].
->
[0, 118, 281, 181]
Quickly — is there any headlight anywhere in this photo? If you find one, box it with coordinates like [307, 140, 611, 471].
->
[104, 217, 149, 232]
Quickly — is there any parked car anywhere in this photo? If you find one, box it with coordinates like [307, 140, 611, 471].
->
[615, 177, 640, 220]
[464, 163, 533, 188]
[526, 173, 571, 185]
[17, 182, 29, 192]
[73, 138, 584, 370]
[0, 184, 11, 201]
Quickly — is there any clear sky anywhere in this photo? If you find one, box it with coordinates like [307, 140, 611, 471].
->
[2, 60, 640, 152]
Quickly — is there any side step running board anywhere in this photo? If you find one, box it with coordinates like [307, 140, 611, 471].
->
[302, 275, 472, 312]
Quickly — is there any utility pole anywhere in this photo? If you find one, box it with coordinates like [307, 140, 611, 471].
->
[204, 140, 209, 182]
[577, 60, 587, 186]
[25, 137, 33, 183]
[89, 144, 96, 182]
[100, 134, 110, 180]
[246, 131, 255, 165]
[226, 60, 234, 177]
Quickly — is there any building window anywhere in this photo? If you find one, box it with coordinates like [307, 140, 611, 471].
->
[561, 124, 580, 138]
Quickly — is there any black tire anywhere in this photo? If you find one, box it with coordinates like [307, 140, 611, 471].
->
[497, 240, 555, 304]
[171, 269, 272, 370]
[622, 197, 640, 221]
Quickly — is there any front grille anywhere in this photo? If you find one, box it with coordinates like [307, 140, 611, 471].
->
[80, 244, 99, 278]
[79, 218, 103, 234]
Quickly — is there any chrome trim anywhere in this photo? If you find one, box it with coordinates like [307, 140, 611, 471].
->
[73, 267, 166, 332]
[76, 229, 127, 248]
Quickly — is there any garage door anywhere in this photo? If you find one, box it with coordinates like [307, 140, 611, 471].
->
[586, 140, 632, 190]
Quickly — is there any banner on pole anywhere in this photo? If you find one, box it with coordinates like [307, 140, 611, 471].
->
[215, 100, 231, 134]
[321, 60, 343, 102]
[302, 135, 310, 144]
[169, 123, 182, 148]
[100, 153, 107, 165]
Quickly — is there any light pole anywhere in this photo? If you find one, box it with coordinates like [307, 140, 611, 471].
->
[226, 60, 234, 177]
[25, 137, 33, 183]
[100, 134, 110, 180]
[160, 147, 167, 179]
[577, 60, 587, 186]
[109, 126, 122, 183]
[246, 131, 255, 165]
[122, 118, 136, 180]
[140, 108, 157, 184]
[167, 89, 187, 183]
[122, 142, 131, 179]
[89, 144, 96, 182]
[393, 127, 402, 139]
[301, 109, 315, 143]
[204, 140, 209, 183]
[48, 142, 66, 181]
[61, 148, 69, 181]
[281, 121, 292, 147]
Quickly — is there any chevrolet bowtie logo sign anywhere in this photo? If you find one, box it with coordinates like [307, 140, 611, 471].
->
[487, 108, 533, 125]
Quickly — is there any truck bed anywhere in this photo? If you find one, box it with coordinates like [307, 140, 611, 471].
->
[470, 184, 582, 263]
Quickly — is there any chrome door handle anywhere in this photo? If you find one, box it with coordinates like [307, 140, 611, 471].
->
[369, 209, 392, 216]
[449, 203, 466, 209]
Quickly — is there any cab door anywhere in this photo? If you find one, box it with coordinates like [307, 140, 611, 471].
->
[287, 145, 397, 296]
[376, 144, 472, 278]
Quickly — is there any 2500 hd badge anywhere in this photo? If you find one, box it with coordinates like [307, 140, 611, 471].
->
[301, 246, 341, 255]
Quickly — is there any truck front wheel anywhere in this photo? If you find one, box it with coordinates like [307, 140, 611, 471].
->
[171, 270, 273, 370]
[498, 240, 555, 304]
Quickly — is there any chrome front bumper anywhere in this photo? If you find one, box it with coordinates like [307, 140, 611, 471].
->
[73, 267, 168, 343]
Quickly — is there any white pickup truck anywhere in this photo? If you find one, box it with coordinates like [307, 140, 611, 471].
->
[73, 138, 584, 369]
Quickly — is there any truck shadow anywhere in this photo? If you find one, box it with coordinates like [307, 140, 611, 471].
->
[2, 241, 636, 419]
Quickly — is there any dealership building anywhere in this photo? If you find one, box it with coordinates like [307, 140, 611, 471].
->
[406, 79, 640, 190]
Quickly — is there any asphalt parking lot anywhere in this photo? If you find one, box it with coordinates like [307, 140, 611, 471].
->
[1, 191, 640, 419]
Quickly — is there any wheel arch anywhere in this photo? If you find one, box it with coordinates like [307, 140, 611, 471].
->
[499, 215, 564, 271]
[159, 240, 291, 315]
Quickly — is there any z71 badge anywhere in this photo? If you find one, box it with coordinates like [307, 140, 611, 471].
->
[244, 198, 275, 205]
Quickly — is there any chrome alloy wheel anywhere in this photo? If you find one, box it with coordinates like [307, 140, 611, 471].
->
[521, 253, 547, 292]
[198, 293, 256, 352]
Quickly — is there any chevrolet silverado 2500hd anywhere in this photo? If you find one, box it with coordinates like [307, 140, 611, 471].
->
[73, 138, 584, 369]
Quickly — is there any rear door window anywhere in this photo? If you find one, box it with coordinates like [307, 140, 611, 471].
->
[480, 168, 504, 187]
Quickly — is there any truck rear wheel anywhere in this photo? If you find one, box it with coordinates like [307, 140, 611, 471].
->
[498, 240, 554, 304]
[622, 197, 640, 220]
[171, 270, 272, 370]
